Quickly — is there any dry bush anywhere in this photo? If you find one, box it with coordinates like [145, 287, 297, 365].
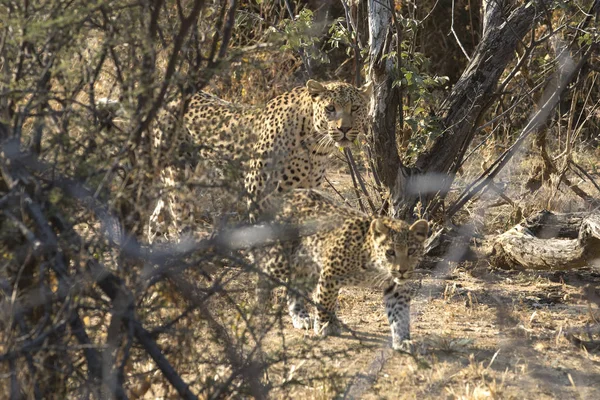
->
[1, 0, 599, 399]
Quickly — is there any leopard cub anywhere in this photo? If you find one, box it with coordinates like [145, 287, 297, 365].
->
[257, 190, 428, 351]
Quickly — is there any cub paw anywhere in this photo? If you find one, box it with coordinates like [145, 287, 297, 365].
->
[314, 318, 341, 337]
[291, 313, 312, 330]
[392, 339, 415, 353]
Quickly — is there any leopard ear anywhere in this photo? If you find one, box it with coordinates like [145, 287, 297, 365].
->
[306, 79, 326, 96]
[370, 218, 389, 236]
[360, 80, 373, 98]
[409, 219, 429, 242]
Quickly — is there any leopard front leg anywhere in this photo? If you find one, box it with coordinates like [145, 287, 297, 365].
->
[255, 245, 288, 310]
[244, 168, 264, 222]
[148, 166, 183, 243]
[286, 267, 317, 330]
[384, 282, 413, 352]
[313, 274, 341, 337]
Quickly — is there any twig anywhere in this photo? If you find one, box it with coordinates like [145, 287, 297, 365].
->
[345, 150, 366, 213]
[324, 176, 355, 208]
[569, 160, 600, 196]
[70, 311, 112, 399]
[128, 0, 205, 145]
[283, 0, 312, 76]
[168, 273, 267, 399]
[9, 358, 19, 400]
[132, 320, 197, 399]
[450, 0, 471, 61]
[340, 0, 363, 85]
[0, 145, 195, 399]
[446, 43, 595, 219]
[344, 148, 376, 213]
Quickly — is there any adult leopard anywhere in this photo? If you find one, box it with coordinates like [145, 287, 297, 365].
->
[149, 80, 371, 241]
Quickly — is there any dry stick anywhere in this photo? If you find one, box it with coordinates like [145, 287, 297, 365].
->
[483, 182, 515, 207]
[1, 150, 195, 399]
[3, 204, 129, 398]
[168, 274, 267, 400]
[68, 311, 106, 397]
[283, 0, 312, 76]
[9, 358, 19, 400]
[570, 160, 600, 197]
[324, 176, 355, 208]
[462, 80, 546, 165]
[128, 0, 205, 146]
[559, 173, 600, 208]
[345, 149, 367, 213]
[3, 276, 44, 399]
[450, 0, 471, 61]
[0, 321, 70, 363]
[102, 290, 132, 400]
[2, 205, 104, 397]
[14, 314, 43, 399]
[89, 260, 198, 400]
[340, 0, 364, 85]
[344, 148, 377, 213]
[538, 128, 600, 208]
[363, 143, 389, 214]
[197, 0, 239, 87]
[216, 0, 238, 61]
[446, 45, 595, 219]
[363, 144, 383, 191]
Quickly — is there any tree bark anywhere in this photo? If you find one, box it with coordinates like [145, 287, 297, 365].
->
[366, 0, 548, 218]
[366, 0, 402, 195]
[490, 211, 600, 270]
[521, 209, 592, 239]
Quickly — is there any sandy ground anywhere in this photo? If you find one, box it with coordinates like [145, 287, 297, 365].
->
[134, 160, 600, 399]
[253, 261, 600, 399]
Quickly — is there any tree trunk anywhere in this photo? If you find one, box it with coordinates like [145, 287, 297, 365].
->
[490, 211, 600, 270]
[366, 0, 402, 196]
[366, 0, 547, 219]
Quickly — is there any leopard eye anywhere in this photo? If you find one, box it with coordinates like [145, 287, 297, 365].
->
[408, 248, 416, 256]
[351, 105, 360, 112]
[325, 105, 335, 112]
[386, 249, 395, 257]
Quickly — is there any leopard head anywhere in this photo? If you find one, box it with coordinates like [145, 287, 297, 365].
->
[306, 80, 371, 148]
[369, 218, 429, 280]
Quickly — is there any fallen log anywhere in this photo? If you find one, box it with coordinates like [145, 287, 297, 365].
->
[490, 210, 600, 270]
[522, 210, 591, 239]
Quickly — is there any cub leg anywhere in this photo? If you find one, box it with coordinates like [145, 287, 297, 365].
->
[313, 273, 341, 337]
[286, 267, 317, 330]
[255, 245, 288, 309]
[384, 282, 413, 352]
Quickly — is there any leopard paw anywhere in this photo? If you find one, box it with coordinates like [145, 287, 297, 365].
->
[314, 318, 341, 337]
[392, 339, 415, 353]
[291, 313, 312, 330]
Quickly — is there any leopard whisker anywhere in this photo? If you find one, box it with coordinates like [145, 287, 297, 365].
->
[315, 135, 327, 152]
[370, 271, 391, 289]
[314, 138, 330, 156]
[379, 272, 394, 289]
[315, 134, 333, 153]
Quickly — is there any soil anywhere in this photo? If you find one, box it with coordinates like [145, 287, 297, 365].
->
[249, 261, 600, 399]
[135, 157, 600, 400]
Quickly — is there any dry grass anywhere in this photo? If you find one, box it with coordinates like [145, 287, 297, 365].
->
[112, 140, 600, 399]
[141, 262, 598, 399]
[4, 2, 599, 399]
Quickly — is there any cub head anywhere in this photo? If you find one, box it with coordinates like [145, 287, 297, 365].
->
[369, 218, 429, 280]
[306, 80, 371, 148]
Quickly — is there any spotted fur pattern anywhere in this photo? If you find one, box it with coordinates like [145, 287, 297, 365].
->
[149, 80, 371, 241]
[257, 190, 429, 351]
